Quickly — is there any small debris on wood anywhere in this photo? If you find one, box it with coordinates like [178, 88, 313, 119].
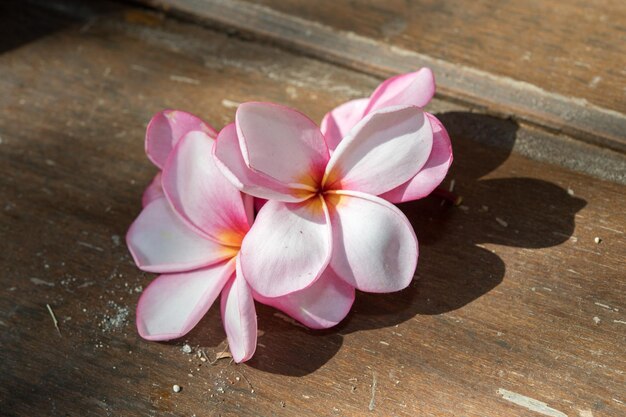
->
[181, 343, 193, 354]
[216, 351, 232, 360]
[172, 384, 181, 393]
[46, 304, 61, 336]
[495, 217, 508, 227]
[594, 237, 602, 244]
[208, 346, 233, 365]
[567, 188, 575, 196]
[31, 277, 55, 287]
[198, 349, 210, 362]
[349, 377, 358, 393]
[100, 302, 129, 332]
[221, 99, 240, 109]
[593, 316, 601, 324]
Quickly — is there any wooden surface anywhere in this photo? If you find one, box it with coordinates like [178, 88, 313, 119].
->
[138, 0, 626, 154]
[1, 1, 625, 416]
[240, 0, 626, 112]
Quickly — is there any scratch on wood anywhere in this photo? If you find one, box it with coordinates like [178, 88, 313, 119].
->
[169, 75, 200, 84]
[77, 241, 104, 252]
[368, 371, 377, 411]
[235, 370, 254, 391]
[598, 225, 623, 234]
[46, 304, 61, 336]
[571, 246, 601, 256]
[130, 64, 149, 72]
[594, 302, 618, 311]
[497, 389, 567, 417]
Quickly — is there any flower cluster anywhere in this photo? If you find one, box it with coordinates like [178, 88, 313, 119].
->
[126, 68, 452, 362]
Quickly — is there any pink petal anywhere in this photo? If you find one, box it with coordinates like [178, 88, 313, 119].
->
[236, 102, 329, 188]
[214, 123, 311, 203]
[254, 266, 354, 329]
[320, 98, 369, 152]
[142, 173, 164, 208]
[253, 197, 267, 214]
[243, 194, 255, 230]
[364, 68, 435, 115]
[126, 197, 236, 273]
[221, 257, 257, 363]
[326, 191, 418, 293]
[240, 197, 332, 297]
[379, 113, 453, 203]
[136, 260, 235, 341]
[324, 105, 433, 196]
[162, 131, 249, 246]
[145, 110, 217, 169]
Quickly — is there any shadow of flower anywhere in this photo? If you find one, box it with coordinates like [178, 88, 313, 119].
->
[187, 112, 586, 376]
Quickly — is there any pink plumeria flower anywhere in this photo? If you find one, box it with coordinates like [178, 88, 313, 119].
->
[140, 110, 217, 208]
[128, 111, 355, 360]
[321, 68, 452, 203]
[127, 125, 258, 362]
[213, 99, 434, 300]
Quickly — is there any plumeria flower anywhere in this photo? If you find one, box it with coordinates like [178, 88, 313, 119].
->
[321, 68, 452, 203]
[213, 98, 439, 301]
[127, 125, 259, 362]
[128, 111, 356, 361]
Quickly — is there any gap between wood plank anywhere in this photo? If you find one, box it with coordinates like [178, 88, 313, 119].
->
[137, 0, 626, 154]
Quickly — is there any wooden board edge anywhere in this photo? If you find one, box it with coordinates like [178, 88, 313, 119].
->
[136, 0, 626, 154]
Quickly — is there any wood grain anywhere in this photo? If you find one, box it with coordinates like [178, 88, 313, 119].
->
[135, 0, 626, 154]
[241, 0, 626, 112]
[1, 2, 625, 416]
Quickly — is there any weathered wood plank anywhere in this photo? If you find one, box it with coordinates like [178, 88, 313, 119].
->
[137, 0, 626, 153]
[241, 0, 626, 113]
[1, 3, 625, 416]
